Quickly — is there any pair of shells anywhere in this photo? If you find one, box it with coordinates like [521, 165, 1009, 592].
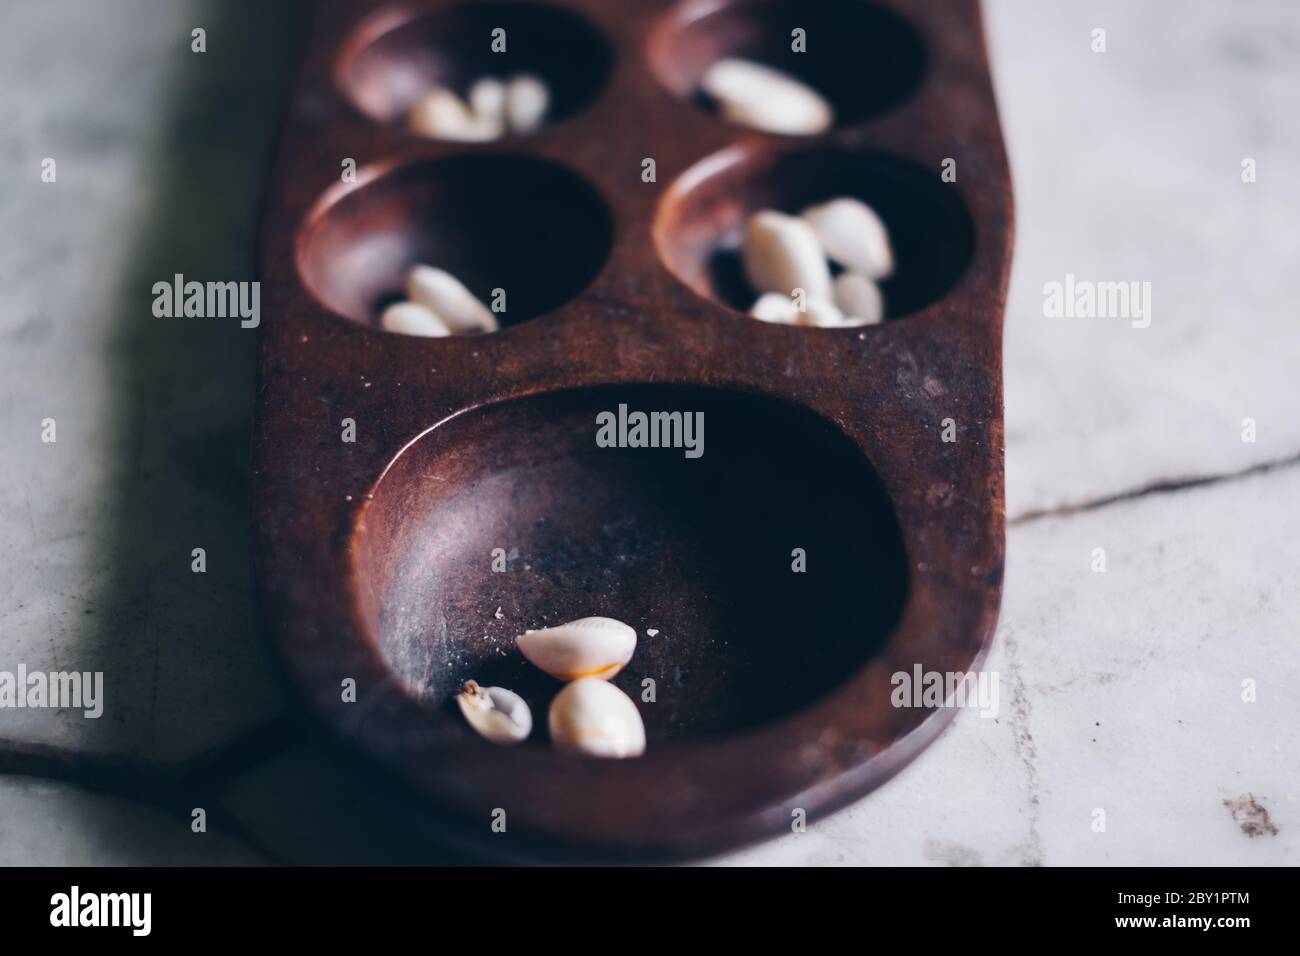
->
[380, 265, 498, 338]
[456, 617, 646, 758]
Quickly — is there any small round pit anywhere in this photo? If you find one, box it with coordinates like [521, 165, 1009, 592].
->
[653, 146, 975, 320]
[337, 2, 612, 134]
[649, 0, 926, 133]
[296, 154, 612, 329]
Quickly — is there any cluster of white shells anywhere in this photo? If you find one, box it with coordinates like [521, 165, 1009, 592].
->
[743, 197, 894, 327]
[455, 616, 647, 759]
[409, 74, 550, 142]
[380, 264, 498, 338]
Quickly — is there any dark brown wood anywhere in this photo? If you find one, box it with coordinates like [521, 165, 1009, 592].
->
[253, 0, 1013, 862]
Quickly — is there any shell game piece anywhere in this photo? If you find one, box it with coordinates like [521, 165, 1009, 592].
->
[831, 272, 885, 325]
[700, 58, 833, 135]
[456, 680, 533, 745]
[405, 264, 499, 334]
[742, 210, 833, 302]
[380, 301, 453, 337]
[506, 73, 550, 133]
[516, 616, 637, 682]
[801, 197, 895, 280]
[548, 678, 647, 759]
[408, 87, 504, 142]
[749, 292, 799, 324]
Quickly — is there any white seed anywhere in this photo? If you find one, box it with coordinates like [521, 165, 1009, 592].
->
[380, 301, 453, 337]
[516, 616, 636, 681]
[408, 88, 504, 142]
[831, 272, 885, 325]
[799, 295, 847, 327]
[749, 292, 799, 324]
[742, 210, 832, 302]
[406, 265, 499, 334]
[468, 77, 508, 125]
[700, 58, 833, 136]
[456, 680, 532, 745]
[801, 197, 894, 280]
[506, 73, 550, 133]
[548, 678, 646, 758]
[408, 89, 462, 136]
[815, 313, 878, 328]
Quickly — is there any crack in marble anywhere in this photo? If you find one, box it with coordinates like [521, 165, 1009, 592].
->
[999, 625, 1045, 866]
[1009, 449, 1300, 527]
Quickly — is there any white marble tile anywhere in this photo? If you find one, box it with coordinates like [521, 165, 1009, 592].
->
[0, 0, 290, 762]
[0, 776, 263, 866]
[985, 0, 1300, 516]
[719, 463, 1299, 865]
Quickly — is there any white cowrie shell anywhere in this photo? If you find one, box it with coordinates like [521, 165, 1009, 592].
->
[700, 59, 833, 136]
[549, 678, 646, 758]
[749, 292, 799, 324]
[406, 265, 499, 334]
[408, 88, 504, 142]
[799, 295, 847, 327]
[801, 197, 895, 281]
[517, 616, 636, 681]
[831, 273, 884, 325]
[456, 680, 532, 745]
[468, 77, 508, 125]
[815, 313, 878, 328]
[380, 301, 453, 337]
[742, 210, 832, 302]
[506, 74, 550, 133]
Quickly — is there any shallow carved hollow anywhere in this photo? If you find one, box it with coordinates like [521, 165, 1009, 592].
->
[353, 385, 909, 741]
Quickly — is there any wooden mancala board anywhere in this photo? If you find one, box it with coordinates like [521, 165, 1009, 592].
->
[252, 0, 1013, 862]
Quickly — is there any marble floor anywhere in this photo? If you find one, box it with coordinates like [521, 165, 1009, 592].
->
[0, 0, 1295, 864]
